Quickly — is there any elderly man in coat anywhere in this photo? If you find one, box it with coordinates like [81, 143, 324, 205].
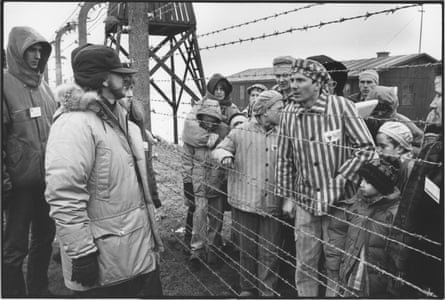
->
[3, 26, 57, 297]
[45, 45, 163, 297]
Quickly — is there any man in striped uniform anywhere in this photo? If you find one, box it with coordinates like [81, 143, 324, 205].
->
[275, 58, 375, 297]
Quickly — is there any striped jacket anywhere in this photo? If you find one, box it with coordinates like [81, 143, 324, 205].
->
[275, 93, 375, 215]
[213, 119, 281, 216]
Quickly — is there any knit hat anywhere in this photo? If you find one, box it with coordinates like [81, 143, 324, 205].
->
[252, 90, 283, 116]
[228, 112, 248, 128]
[196, 99, 222, 122]
[273, 56, 295, 73]
[378, 121, 413, 152]
[358, 159, 399, 194]
[72, 44, 137, 89]
[359, 69, 379, 84]
[247, 83, 267, 95]
[292, 58, 331, 85]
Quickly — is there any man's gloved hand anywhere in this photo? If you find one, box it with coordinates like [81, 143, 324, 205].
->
[71, 252, 99, 286]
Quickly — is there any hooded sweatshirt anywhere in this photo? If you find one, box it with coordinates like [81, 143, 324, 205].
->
[366, 86, 423, 147]
[3, 26, 57, 188]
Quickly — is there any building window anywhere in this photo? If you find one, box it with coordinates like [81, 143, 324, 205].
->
[240, 85, 245, 101]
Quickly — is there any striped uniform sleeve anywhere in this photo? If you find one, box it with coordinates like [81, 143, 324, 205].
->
[337, 97, 376, 184]
[275, 106, 296, 198]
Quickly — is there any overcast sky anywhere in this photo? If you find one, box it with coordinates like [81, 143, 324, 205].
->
[4, 2, 443, 78]
[3, 1, 443, 140]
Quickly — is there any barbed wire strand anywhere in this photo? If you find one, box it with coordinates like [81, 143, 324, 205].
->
[148, 94, 441, 129]
[154, 154, 438, 297]
[163, 241, 215, 296]
[159, 174, 358, 297]
[197, 3, 323, 38]
[157, 139, 442, 248]
[156, 147, 442, 262]
[169, 229, 240, 296]
[150, 110, 442, 168]
[198, 4, 420, 51]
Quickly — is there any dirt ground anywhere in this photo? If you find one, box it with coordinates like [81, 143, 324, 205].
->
[46, 142, 240, 297]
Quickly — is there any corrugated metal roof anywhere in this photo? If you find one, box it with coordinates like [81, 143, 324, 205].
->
[228, 53, 438, 82]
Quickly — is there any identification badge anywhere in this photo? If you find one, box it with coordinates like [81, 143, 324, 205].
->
[323, 129, 341, 143]
[29, 107, 42, 118]
[143, 141, 149, 151]
[424, 176, 440, 204]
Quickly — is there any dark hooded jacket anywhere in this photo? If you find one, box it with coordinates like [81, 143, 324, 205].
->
[3, 26, 57, 188]
[205, 73, 239, 123]
[338, 188, 400, 297]
[182, 73, 238, 147]
[366, 86, 423, 147]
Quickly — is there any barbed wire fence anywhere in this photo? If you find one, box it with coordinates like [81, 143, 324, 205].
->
[49, 2, 441, 297]
[151, 130, 441, 297]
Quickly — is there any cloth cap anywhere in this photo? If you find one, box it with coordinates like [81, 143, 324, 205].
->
[358, 159, 399, 194]
[359, 69, 379, 84]
[273, 56, 295, 73]
[292, 58, 330, 85]
[378, 121, 413, 152]
[252, 90, 283, 116]
[247, 83, 267, 95]
[228, 112, 248, 128]
[367, 86, 399, 116]
[196, 99, 222, 122]
[72, 45, 137, 89]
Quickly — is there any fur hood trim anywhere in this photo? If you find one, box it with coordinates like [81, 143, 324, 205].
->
[55, 83, 101, 112]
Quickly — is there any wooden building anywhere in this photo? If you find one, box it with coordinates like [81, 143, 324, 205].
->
[228, 53, 439, 121]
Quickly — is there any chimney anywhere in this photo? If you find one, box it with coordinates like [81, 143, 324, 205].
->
[377, 51, 390, 58]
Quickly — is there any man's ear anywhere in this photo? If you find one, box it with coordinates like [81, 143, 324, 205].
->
[102, 80, 108, 87]
[313, 81, 321, 93]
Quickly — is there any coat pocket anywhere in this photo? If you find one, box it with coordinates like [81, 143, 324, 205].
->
[90, 207, 156, 286]
[95, 146, 111, 201]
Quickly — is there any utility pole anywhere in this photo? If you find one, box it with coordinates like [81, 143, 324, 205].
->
[128, 2, 151, 130]
[418, 5, 425, 53]
[78, 2, 100, 46]
[55, 22, 76, 85]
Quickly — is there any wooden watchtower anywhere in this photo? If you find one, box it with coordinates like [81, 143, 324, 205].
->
[104, 2, 206, 142]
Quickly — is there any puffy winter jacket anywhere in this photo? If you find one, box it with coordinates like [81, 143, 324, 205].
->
[3, 26, 57, 188]
[338, 189, 400, 297]
[181, 99, 229, 199]
[45, 84, 163, 291]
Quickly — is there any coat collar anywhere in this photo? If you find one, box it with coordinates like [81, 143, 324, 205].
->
[291, 92, 328, 114]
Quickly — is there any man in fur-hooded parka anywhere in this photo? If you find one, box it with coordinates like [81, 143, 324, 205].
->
[44, 45, 163, 296]
[3, 26, 57, 297]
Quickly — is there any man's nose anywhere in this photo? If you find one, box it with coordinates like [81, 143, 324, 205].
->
[35, 50, 41, 59]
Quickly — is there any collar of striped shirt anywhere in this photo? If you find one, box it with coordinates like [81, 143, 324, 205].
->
[291, 92, 328, 114]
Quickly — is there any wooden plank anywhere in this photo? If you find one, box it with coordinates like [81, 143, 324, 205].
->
[148, 30, 191, 76]
[151, 52, 202, 101]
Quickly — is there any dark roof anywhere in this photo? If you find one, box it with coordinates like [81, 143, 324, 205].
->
[228, 53, 438, 83]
